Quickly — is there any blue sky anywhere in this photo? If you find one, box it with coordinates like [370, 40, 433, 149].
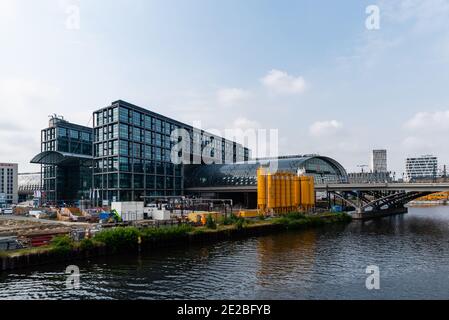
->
[1, 0, 449, 176]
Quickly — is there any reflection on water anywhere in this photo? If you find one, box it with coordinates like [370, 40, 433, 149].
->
[2, 206, 449, 300]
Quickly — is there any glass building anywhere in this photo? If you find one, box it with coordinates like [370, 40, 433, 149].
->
[93, 100, 250, 203]
[31, 116, 93, 204]
[184, 155, 348, 190]
[183, 155, 348, 208]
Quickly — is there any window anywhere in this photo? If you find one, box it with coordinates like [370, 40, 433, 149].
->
[119, 157, 131, 172]
[119, 141, 129, 156]
[119, 124, 129, 139]
[70, 130, 79, 139]
[119, 107, 129, 123]
[133, 111, 142, 126]
[58, 128, 67, 137]
[144, 115, 152, 130]
[119, 173, 132, 188]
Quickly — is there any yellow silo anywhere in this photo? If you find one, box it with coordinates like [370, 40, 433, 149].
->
[300, 176, 310, 209]
[280, 173, 287, 212]
[267, 173, 275, 210]
[275, 174, 281, 211]
[257, 168, 267, 211]
[308, 176, 315, 207]
[293, 176, 301, 208]
[285, 174, 292, 211]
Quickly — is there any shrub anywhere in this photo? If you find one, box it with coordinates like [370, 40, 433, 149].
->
[51, 235, 73, 255]
[285, 212, 306, 220]
[79, 238, 95, 251]
[94, 227, 140, 251]
[140, 224, 193, 241]
[206, 214, 217, 229]
[235, 218, 247, 230]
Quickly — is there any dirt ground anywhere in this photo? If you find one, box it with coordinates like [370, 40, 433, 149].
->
[0, 216, 75, 237]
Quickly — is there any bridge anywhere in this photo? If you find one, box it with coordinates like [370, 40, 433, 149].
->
[185, 183, 449, 219]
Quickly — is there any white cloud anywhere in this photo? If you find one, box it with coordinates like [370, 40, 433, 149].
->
[381, 0, 449, 33]
[261, 69, 306, 95]
[217, 88, 251, 106]
[404, 110, 449, 132]
[0, 78, 61, 171]
[232, 117, 261, 130]
[309, 120, 343, 137]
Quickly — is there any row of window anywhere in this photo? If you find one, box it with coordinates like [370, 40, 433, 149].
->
[42, 127, 92, 143]
[94, 158, 182, 175]
[93, 174, 182, 190]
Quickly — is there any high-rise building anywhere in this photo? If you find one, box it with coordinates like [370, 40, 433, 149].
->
[92, 100, 250, 203]
[0, 163, 18, 207]
[405, 155, 438, 182]
[371, 149, 387, 173]
[31, 116, 93, 204]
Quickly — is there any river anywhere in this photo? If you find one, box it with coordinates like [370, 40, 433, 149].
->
[1, 206, 449, 300]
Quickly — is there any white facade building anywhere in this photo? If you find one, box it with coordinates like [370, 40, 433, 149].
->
[405, 155, 438, 182]
[0, 163, 18, 207]
[371, 149, 388, 173]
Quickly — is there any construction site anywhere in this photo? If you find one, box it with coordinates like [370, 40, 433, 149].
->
[0, 166, 320, 254]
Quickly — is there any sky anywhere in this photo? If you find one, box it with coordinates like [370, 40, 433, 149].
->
[1, 0, 449, 176]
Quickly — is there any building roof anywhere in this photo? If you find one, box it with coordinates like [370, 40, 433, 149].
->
[184, 155, 348, 189]
[30, 151, 93, 166]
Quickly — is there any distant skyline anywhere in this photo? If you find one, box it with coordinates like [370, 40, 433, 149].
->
[1, 0, 449, 175]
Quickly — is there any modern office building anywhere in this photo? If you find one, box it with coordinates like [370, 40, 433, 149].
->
[0, 163, 18, 207]
[405, 155, 438, 182]
[31, 116, 93, 204]
[371, 149, 387, 173]
[92, 100, 250, 204]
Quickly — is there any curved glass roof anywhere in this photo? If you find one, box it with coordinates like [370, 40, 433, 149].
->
[184, 155, 348, 189]
[31, 151, 93, 166]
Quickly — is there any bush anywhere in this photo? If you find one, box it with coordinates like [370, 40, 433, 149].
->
[206, 214, 217, 229]
[79, 238, 95, 251]
[219, 213, 240, 226]
[235, 218, 247, 230]
[140, 224, 193, 241]
[51, 235, 73, 255]
[285, 212, 306, 220]
[94, 227, 140, 251]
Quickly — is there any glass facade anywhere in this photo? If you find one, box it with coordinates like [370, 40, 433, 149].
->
[93, 100, 250, 203]
[39, 118, 93, 204]
[184, 156, 349, 189]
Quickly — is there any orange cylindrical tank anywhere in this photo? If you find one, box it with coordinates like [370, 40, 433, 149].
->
[280, 174, 287, 210]
[300, 176, 310, 208]
[293, 176, 301, 208]
[257, 168, 267, 210]
[267, 173, 275, 210]
[275, 174, 281, 210]
[291, 174, 295, 208]
[285, 174, 291, 211]
[308, 176, 315, 207]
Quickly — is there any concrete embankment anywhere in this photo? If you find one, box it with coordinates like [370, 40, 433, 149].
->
[1, 213, 351, 271]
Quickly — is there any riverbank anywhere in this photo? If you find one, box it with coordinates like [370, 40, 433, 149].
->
[0, 212, 351, 271]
